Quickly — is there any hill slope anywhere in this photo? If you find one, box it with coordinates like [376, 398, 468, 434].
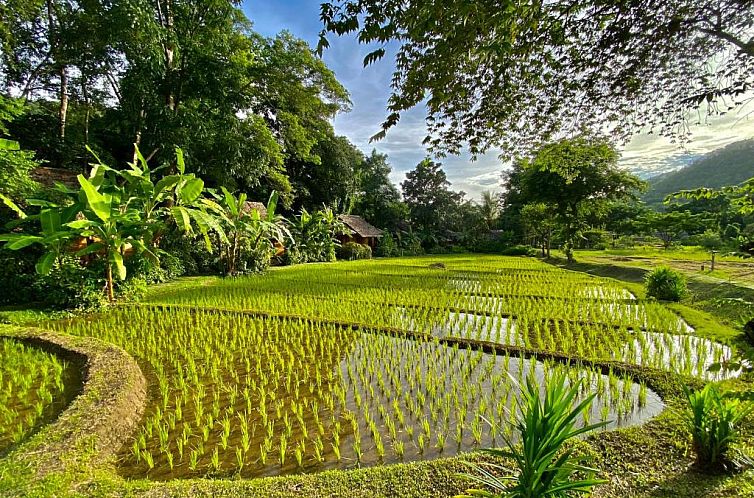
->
[643, 138, 754, 205]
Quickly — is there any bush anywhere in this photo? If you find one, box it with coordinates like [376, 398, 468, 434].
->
[645, 266, 686, 301]
[685, 230, 724, 250]
[375, 233, 397, 257]
[159, 229, 219, 275]
[127, 251, 186, 284]
[236, 239, 273, 274]
[500, 245, 536, 256]
[684, 384, 754, 472]
[337, 242, 372, 261]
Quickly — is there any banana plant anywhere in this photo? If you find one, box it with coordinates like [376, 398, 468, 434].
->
[215, 188, 290, 276]
[0, 146, 225, 302]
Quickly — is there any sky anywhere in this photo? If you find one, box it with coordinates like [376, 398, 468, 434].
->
[243, 1, 754, 200]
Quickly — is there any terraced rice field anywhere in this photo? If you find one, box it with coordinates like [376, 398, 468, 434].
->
[45, 255, 742, 479]
[0, 338, 80, 453]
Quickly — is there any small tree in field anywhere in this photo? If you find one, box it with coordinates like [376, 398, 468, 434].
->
[518, 135, 646, 262]
[520, 203, 557, 257]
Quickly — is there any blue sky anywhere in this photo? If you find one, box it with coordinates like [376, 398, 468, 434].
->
[243, 1, 754, 200]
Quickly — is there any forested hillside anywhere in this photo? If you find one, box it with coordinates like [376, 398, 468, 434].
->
[643, 139, 754, 205]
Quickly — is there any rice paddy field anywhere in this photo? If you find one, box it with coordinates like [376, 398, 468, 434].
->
[0, 338, 80, 454]
[33, 255, 743, 481]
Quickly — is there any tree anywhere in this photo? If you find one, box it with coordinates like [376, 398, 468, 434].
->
[0, 96, 41, 205]
[637, 210, 709, 249]
[319, 0, 754, 158]
[518, 135, 646, 262]
[353, 149, 406, 231]
[478, 191, 500, 231]
[401, 158, 464, 245]
[1, 3, 352, 204]
[520, 203, 557, 258]
[215, 189, 289, 276]
[287, 134, 363, 210]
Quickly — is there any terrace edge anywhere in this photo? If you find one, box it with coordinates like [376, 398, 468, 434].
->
[0, 325, 147, 496]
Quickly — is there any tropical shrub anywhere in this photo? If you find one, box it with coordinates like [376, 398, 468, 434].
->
[127, 252, 185, 285]
[645, 266, 686, 302]
[0, 248, 105, 309]
[684, 384, 754, 472]
[214, 189, 288, 276]
[0, 146, 222, 301]
[375, 232, 397, 257]
[286, 208, 346, 263]
[460, 372, 607, 498]
[500, 245, 536, 256]
[337, 242, 372, 260]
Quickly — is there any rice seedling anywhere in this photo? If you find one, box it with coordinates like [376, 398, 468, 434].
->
[41, 256, 677, 479]
[0, 339, 74, 452]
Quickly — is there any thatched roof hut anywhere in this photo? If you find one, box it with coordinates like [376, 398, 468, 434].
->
[338, 214, 383, 248]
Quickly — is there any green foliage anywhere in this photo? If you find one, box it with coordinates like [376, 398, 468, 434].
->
[635, 210, 711, 249]
[337, 241, 372, 261]
[0, 125, 40, 205]
[520, 203, 557, 257]
[684, 230, 725, 250]
[517, 135, 646, 262]
[0, 249, 105, 309]
[320, 1, 754, 157]
[401, 158, 465, 246]
[376, 232, 397, 257]
[499, 245, 536, 257]
[460, 372, 607, 498]
[214, 189, 289, 276]
[288, 134, 364, 210]
[353, 150, 407, 232]
[683, 383, 754, 472]
[286, 207, 346, 263]
[0, 146, 221, 301]
[645, 267, 687, 302]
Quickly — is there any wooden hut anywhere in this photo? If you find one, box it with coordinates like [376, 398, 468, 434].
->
[338, 214, 383, 249]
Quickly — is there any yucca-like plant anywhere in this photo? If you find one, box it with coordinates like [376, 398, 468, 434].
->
[460, 373, 607, 498]
[684, 383, 754, 472]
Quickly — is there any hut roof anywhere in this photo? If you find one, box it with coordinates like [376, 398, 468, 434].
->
[31, 167, 79, 189]
[338, 214, 383, 238]
[241, 201, 267, 218]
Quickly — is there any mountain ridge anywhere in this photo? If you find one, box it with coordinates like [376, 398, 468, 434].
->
[642, 138, 754, 205]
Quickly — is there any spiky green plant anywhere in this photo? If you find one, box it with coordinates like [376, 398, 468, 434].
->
[684, 383, 754, 472]
[460, 373, 608, 498]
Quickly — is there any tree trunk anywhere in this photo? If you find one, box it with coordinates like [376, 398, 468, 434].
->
[82, 80, 90, 144]
[58, 65, 68, 139]
[132, 103, 145, 163]
[106, 262, 114, 303]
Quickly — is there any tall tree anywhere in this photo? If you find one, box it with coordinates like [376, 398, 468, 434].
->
[287, 134, 364, 210]
[401, 158, 464, 244]
[319, 0, 754, 158]
[518, 135, 646, 261]
[478, 191, 500, 230]
[353, 149, 406, 231]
